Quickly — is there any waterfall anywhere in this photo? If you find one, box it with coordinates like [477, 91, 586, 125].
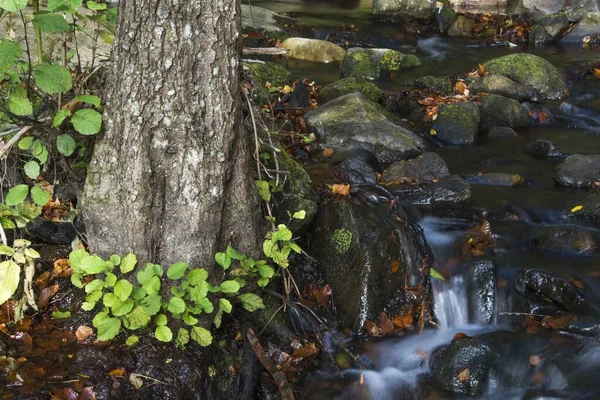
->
[432, 275, 470, 328]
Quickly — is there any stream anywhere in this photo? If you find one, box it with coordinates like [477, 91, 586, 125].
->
[246, 0, 600, 398]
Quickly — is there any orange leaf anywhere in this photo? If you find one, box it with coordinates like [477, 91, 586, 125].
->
[593, 68, 600, 78]
[292, 343, 320, 360]
[332, 184, 350, 196]
[529, 355, 541, 366]
[457, 368, 470, 382]
[108, 368, 127, 378]
[393, 313, 413, 328]
[455, 81, 468, 94]
[391, 260, 401, 273]
[322, 148, 335, 158]
[478, 63, 487, 77]
[75, 325, 94, 342]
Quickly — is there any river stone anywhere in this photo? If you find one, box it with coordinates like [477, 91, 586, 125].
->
[464, 261, 496, 324]
[564, 0, 600, 22]
[433, 102, 480, 145]
[448, 15, 476, 36]
[331, 149, 379, 184]
[382, 152, 450, 183]
[555, 154, 600, 187]
[479, 94, 531, 133]
[243, 61, 293, 105]
[530, 226, 598, 255]
[373, 0, 436, 19]
[469, 74, 535, 101]
[517, 269, 594, 315]
[523, 140, 567, 157]
[281, 38, 346, 63]
[341, 48, 422, 80]
[408, 75, 453, 95]
[521, 0, 567, 20]
[483, 54, 569, 100]
[429, 336, 494, 395]
[530, 12, 570, 44]
[319, 77, 383, 103]
[241, 4, 295, 32]
[466, 172, 523, 187]
[487, 126, 519, 140]
[307, 199, 428, 331]
[304, 93, 426, 164]
[560, 13, 600, 43]
[436, 5, 457, 33]
[391, 175, 472, 205]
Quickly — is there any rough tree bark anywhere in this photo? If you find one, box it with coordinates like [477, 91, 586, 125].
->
[82, 0, 261, 268]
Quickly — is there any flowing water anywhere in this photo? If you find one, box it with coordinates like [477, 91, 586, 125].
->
[245, 0, 600, 398]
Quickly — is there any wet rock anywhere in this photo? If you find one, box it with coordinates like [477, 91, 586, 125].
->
[319, 77, 383, 103]
[26, 217, 81, 245]
[560, 13, 600, 43]
[273, 148, 318, 233]
[241, 4, 295, 32]
[521, 0, 567, 20]
[436, 5, 457, 33]
[408, 75, 453, 95]
[479, 94, 531, 133]
[555, 154, 600, 188]
[391, 175, 472, 205]
[281, 38, 346, 63]
[564, 0, 600, 22]
[304, 93, 426, 164]
[341, 48, 422, 80]
[243, 61, 293, 104]
[244, 293, 296, 345]
[517, 269, 594, 314]
[560, 316, 600, 337]
[464, 260, 496, 324]
[530, 225, 597, 255]
[483, 53, 569, 100]
[429, 336, 494, 395]
[373, 0, 436, 19]
[466, 172, 523, 186]
[530, 12, 570, 44]
[307, 199, 428, 331]
[486, 126, 519, 140]
[448, 15, 476, 36]
[522, 101, 555, 125]
[382, 152, 450, 183]
[524, 140, 567, 157]
[469, 74, 535, 102]
[331, 148, 379, 184]
[432, 102, 480, 145]
[570, 192, 600, 221]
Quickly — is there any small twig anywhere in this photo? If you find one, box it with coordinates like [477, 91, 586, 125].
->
[242, 47, 288, 56]
[0, 125, 35, 159]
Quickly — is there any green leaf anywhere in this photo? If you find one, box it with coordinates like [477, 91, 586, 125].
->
[123, 306, 150, 330]
[262, 240, 275, 258]
[197, 297, 214, 313]
[94, 315, 121, 341]
[30, 185, 50, 207]
[8, 93, 32, 116]
[187, 268, 208, 285]
[213, 308, 223, 329]
[237, 293, 265, 312]
[24, 247, 40, 259]
[0, 260, 20, 304]
[80, 255, 107, 275]
[218, 298, 232, 314]
[167, 297, 186, 314]
[176, 328, 190, 348]
[155, 325, 173, 342]
[151, 263, 163, 277]
[183, 313, 198, 326]
[114, 279, 133, 301]
[137, 264, 156, 285]
[34, 64, 72, 94]
[69, 249, 89, 273]
[430, 268, 446, 281]
[190, 326, 212, 347]
[71, 109, 102, 135]
[52, 310, 71, 319]
[141, 276, 161, 295]
[226, 245, 244, 260]
[81, 301, 96, 311]
[220, 280, 240, 294]
[155, 314, 168, 326]
[257, 264, 275, 279]
[56, 134, 76, 156]
[53, 110, 72, 129]
[131, 287, 146, 300]
[48, 0, 83, 12]
[71, 273, 83, 288]
[292, 210, 306, 220]
[23, 161, 40, 180]
[33, 13, 70, 32]
[289, 242, 302, 254]
[0, 246, 14, 256]
[87, 0, 107, 10]
[120, 253, 137, 274]
[109, 254, 121, 266]
[110, 298, 134, 316]
[140, 294, 161, 315]
[257, 277, 269, 288]
[5, 185, 28, 206]
[85, 290, 102, 303]
[188, 281, 209, 303]
[84, 279, 104, 293]
[18, 136, 33, 150]
[32, 140, 49, 164]
[0, 40, 21, 72]
[171, 286, 185, 297]
[126, 335, 139, 346]
[0, 0, 28, 12]
[167, 262, 188, 280]
[255, 180, 271, 202]
[215, 252, 231, 270]
[273, 224, 292, 242]
[104, 272, 117, 287]
[74, 94, 101, 107]
[0, 219, 16, 230]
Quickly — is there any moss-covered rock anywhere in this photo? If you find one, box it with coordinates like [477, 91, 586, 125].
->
[319, 77, 383, 103]
[469, 74, 535, 102]
[382, 152, 450, 182]
[281, 37, 346, 63]
[479, 94, 531, 133]
[448, 15, 476, 36]
[400, 54, 424, 69]
[243, 292, 296, 345]
[408, 75, 453, 95]
[436, 5, 457, 33]
[243, 61, 293, 105]
[483, 53, 569, 100]
[432, 102, 480, 145]
[304, 93, 426, 163]
[341, 48, 421, 80]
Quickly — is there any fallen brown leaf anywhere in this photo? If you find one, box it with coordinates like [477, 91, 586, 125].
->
[76, 326, 94, 342]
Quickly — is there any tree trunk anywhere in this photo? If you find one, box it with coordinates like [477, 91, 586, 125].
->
[81, 0, 261, 268]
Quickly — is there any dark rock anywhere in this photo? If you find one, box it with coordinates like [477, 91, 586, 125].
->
[530, 12, 570, 43]
[517, 269, 594, 314]
[290, 81, 310, 109]
[483, 54, 569, 100]
[522, 0, 567, 19]
[466, 172, 523, 186]
[432, 102, 480, 145]
[530, 225, 597, 255]
[319, 77, 383, 103]
[448, 15, 475, 37]
[522, 101, 555, 125]
[564, 0, 600, 22]
[570, 192, 600, 221]
[382, 152, 450, 183]
[487, 126, 519, 140]
[429, 336, 494, 395]
[436, 5, 457, 33]
[307, 199, 428, 331]
[341, 48, 422, 80]
[244, 293, 296, 345]
[560, 316, 600, 337]
[479, 94, 531, 133]
[555, 154, 600, 187]
[464, 260, 496, 324]
[560, 12, 600, 43]
[304, 93, 426, 164]
[243, 61, 293, 105]
[391, 175, 471, 205]
[26, 217, 81, 245]
[469, 74, 535, 101]
[524, 140, 567, 157]
[408, 75, 453, 95]
[331, 148, 379, 184]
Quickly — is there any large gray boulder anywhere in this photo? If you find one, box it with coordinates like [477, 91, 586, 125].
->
[564, 0, 600, 22]
[469, 74, 535, 101]
[304, 93, 426, 163]
[560, 13, 600, 43]
[373, 0, 436, 19]
[281, 38, 346, 63]
[555, 154, 600, 187]
[241, 5, 295, 32]
[521, 0, 567, 19]
[529, 12, 570, 44]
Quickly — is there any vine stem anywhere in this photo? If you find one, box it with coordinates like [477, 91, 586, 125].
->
[32, 0, 44, 63]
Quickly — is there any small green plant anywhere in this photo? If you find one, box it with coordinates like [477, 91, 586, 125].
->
[0, 239, 41, 319]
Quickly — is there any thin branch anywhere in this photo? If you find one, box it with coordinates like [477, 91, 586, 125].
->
[0, 125, 35, 159]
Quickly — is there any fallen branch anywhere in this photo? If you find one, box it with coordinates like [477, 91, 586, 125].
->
[0, 125, 35, 159]
[242, 47, 288, 56]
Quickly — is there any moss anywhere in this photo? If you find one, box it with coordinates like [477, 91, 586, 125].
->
[319, 77, 383, 103]
[243, 61, 292, 104]
[341, 50, 377, 79]
[412, 75, 453, 95]
[380, 50, 400, 71]
[331, 228, 352, 254]
[399, 54, 423, 70]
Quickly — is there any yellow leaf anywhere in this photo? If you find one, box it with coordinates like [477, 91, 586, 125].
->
[430, 129, 437, 136]
[458, 368, 470, 382]
[332, 184, 350, 196]
[282, 85, 292, 94]
[571, 205, 583, 212]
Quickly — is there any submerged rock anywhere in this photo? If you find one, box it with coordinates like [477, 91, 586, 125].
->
[523, 140, 567, 157]
[486, 126, 519, 140]
[529, 12, 570, 44]
[391, 175, 472, 205]
[432, 102, 480, 145]
[479, 94, 531, 133]
[307, 199, 428, 331]
[341, 48, 422, 80]
[466, 172, 523, 186]
[382, 152, 450, 183]
[560, 12, 600, 43]
[281, 38, 346, 63]
[530, 225, 598, 255]
[319, 77, 383, 103]
[469, 74, 535, 102]
[483, 53, 569, 100]
[304, 93, 426, 164]
[555, 154, 600, 187]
